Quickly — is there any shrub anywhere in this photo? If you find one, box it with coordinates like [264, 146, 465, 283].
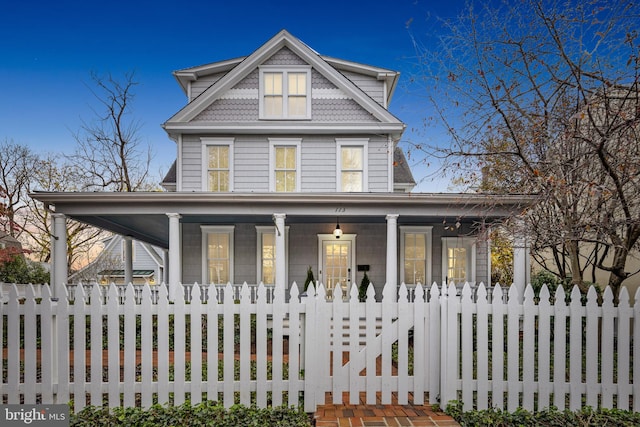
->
[70, 401, 312, 427]
[0, 248, 49, 284]
[445, 400, 640, 426]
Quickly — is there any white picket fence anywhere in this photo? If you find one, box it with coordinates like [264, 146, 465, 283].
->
[1, 280, 639, 414]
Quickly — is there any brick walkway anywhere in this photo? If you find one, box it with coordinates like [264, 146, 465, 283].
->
[314, 393, 460, 427]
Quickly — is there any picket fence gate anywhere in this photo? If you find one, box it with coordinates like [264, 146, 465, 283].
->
[1, 280, 640, 414]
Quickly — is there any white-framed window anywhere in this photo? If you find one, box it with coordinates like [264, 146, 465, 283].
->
[201, 137, 234, 192]
[255, 226, 289, 285]
[441, 237, 476, 285]
[201, 225, 234, 284]
[400, 226, 433, 285]
[269, 138, 301, 192]
[336, 138, 368, 192]
[259, 66, 311, 119]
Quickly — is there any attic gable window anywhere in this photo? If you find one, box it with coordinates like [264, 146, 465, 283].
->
[259, 66, 311, 119]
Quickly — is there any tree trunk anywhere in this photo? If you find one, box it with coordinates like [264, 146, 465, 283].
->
[567, 240, 588, 294]
[606, 246, 629, 303]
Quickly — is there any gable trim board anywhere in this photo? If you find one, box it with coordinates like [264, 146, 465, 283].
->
[164, 30, 404, 133]
[164, 122, 405, 135]
[173, 56, 399, 104]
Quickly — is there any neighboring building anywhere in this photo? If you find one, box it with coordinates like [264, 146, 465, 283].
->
[69, 235, 164, 285]
[32, 30, 531, 299]
[0, 232, 22, 252]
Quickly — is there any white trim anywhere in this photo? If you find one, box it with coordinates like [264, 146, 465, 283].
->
[399, 226, 433, 286]
[201, 225, 235, 284]
[259, 66, 312, 120]
[268, 138, 302, 192]
[312, 88, 350, 99]
[441, 236, 477, 285]
[201, 137, 234, 192]
[255, 225, 289, 285]
[220, 88, 258, 99]
[336, 138, 369, 192]
[177, 134, 183, 192]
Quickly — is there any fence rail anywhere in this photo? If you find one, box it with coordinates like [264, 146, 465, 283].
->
[1, 281, 638, 414]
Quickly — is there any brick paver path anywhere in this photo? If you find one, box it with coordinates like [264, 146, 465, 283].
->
[314, 392, 460, 427]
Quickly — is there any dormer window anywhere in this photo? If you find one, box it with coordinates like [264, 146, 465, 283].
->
[259, 66, 311, 119]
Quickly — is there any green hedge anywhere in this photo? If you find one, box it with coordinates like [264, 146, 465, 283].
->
[70, 401, 311, 427]
[445, 401, 640, 426]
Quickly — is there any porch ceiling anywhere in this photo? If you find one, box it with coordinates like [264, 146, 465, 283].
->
[31, 191, 535, 249]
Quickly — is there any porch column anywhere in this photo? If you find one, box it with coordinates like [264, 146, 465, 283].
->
[123, 236, 133, 285]
[386, 214, 399, 302]
[512, 218, 529, 302]
[163, 250, 169, 284]
[51, 213, 67, 299]
[273, 213, 286, 295]
[166, 213, 182, 301]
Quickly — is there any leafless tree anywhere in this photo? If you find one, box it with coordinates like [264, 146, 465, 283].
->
[407, 0, 640, 297]
[24, 153, 105, 271]
[0, 139, 38, 238]
[70, 71, 155, 192]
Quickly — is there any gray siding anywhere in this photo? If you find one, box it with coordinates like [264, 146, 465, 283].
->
[234, 223, 257, 284]
[234, 136, 269, 192]
[368, 136, 390, 192]
[263, 47, 307, 66]
[341, 70, 385, 106]
[181, 224, 202, 283]
[301, 137, 336, 191]
[190, 50, 377, 124]
[180, 135, 390, 192]
[190, 72, 227, 100]
[181, 136, 202, 191]
[179, 220, 488, 298]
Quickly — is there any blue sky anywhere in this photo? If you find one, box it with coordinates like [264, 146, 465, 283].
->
[0, 0, 465, 191]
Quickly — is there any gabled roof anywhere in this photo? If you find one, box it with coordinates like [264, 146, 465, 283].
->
[163, 30, 404, 135]
[173, 54, 401, 104]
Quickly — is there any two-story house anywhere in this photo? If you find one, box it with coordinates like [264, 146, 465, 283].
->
[33, 30, 531, 300]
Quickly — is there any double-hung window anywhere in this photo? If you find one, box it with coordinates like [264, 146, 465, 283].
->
[269, 138, 301, 192]
[442, 237, 476, 285]
[260, 67, 311, 119]
[400, 226, 432, 285]
[201, 226, 234, 285]
[336, 138, 368, 192]
[202, 138, 233, 192]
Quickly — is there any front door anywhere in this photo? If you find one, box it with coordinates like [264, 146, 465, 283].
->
[318, 234, 355, 299]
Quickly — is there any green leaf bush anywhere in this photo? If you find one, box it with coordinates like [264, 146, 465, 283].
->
[445, 400, 640, 426]
[70, 401, 311, 426]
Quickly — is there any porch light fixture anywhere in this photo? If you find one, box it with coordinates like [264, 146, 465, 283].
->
[333, 217, 343, 239]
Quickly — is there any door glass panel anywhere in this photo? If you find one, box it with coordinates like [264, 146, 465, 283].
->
[323, 241, 351, 300]
[447, 247, 467, 284]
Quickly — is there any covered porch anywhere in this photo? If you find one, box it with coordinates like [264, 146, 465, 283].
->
[33, 191, 533, 300]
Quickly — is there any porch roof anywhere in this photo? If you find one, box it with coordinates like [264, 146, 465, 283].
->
[31, 191, 535, 249]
